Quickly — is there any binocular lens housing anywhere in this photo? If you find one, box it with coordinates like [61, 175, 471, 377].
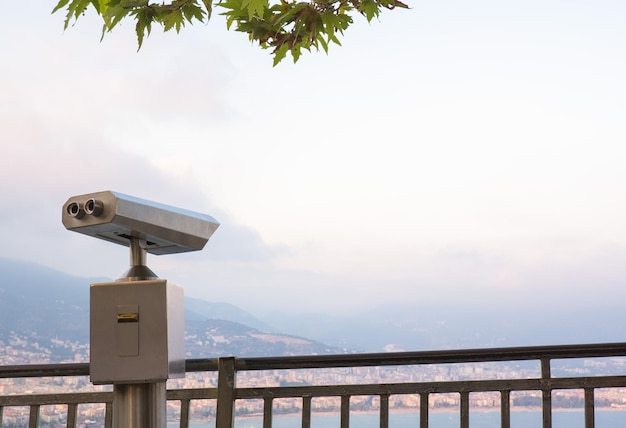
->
[67, 202, 85, 219]
[85, 198, 104, 216]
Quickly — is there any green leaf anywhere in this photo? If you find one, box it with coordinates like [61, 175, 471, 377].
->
[359, 0, 380, 21]
[90, 0, 103, 15]
[318, 33, 328, 53]
[102, 2, 128, 31]
[52, 0, 71, 14]
[201, 0, 213, 19]
[242, 0, 268, 20]
[161, 9, 185, 32]
[135, 7, 155, 49]
[182, 2, 206, 22]
[291, 44, 302, 62]
[272, 43, 289, 66]
[58, 0, 93, 29]
[219, 0, 245, 29]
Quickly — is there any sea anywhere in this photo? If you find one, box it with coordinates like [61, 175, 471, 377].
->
[167, 409, 626, 427]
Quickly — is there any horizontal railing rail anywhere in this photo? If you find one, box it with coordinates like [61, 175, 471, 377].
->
[2, 342, 626, 428]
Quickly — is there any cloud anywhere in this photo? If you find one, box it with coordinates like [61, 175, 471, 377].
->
[0, 4, 293, 305]
[0, 4, 274, 273]
[0, 132, 285, 281]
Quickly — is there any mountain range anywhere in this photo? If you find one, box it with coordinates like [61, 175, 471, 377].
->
[0, 258, 344, 361]
[1, 257, 624, 364]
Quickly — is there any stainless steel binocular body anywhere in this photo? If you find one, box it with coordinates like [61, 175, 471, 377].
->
[62, 190, 220, 255]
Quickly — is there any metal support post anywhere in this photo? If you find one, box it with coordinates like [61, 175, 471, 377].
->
[111, 238, 165, 428]
[113, 383, 167, 428]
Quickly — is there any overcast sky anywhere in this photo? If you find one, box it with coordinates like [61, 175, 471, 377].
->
[1, 1, 626, 316]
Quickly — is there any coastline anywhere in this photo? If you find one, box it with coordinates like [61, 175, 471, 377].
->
[170, 408, 626, 426]
[233, 405, 625, 421]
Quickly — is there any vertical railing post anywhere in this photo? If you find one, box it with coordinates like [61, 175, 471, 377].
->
[541, 358, 552, 428]
[420, 393, 429, 428]
[501, 390, 511, 428]
[216, 357, 237, 428]
[460, 391, 469, 428]
[263, 396, 273, 428]
[180, 398, 191, 428]
[302, 396, 312, 428]
[584, 388, 595, 428]
[28, 404, 39, 428]
[380, 393, 389, 428]
[340, 395, 350, 428]
[66, 402, 78, 428]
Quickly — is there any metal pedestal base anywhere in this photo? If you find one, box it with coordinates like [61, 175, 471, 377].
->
[113, 382, 166, 428]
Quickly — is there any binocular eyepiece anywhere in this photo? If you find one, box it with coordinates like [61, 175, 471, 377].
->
[66, 198, 105, 219]
[62, 191, 219, 255]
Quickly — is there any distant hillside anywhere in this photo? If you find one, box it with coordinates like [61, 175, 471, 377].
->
[262, 301, 626, 353]
[185, 318, 339, 357]
[0, 258, 344, 362]
[0, 258, 92, 343]
[185, 297, 276, 332]
[4, 257, 622, 362]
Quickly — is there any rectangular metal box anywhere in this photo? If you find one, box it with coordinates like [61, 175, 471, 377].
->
[90, 279, 185, 384]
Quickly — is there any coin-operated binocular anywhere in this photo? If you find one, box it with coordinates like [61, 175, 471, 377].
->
[62, 190, 218, 256]
[62, 190, 219, 427]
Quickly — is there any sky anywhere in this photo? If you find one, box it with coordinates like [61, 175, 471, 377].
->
[1, 1, 626, 317]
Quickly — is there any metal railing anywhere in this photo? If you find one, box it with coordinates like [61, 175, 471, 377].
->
[2, 342, 626, 428]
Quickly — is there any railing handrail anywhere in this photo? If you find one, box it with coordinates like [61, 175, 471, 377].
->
[229, 341, 626, 370]
[3, 342, 626, 428]
[3, 341, 626, 379]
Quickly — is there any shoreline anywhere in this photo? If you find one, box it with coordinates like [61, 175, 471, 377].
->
[232, 405, 626, 420]
[172, 407, 626, 425]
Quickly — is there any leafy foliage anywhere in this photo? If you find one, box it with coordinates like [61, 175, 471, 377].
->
[52, 0, 408, 64]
